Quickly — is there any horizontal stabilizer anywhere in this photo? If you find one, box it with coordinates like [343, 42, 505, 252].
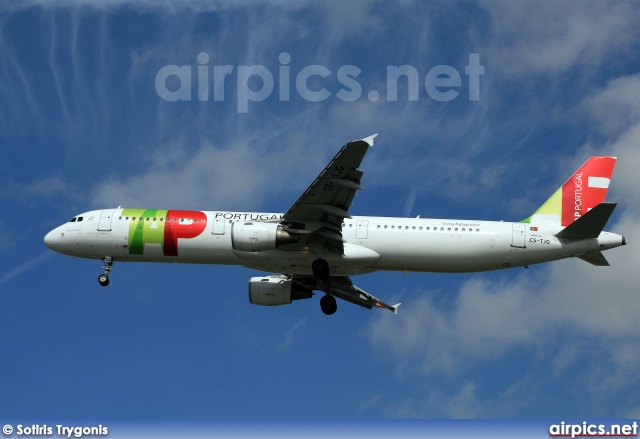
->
[555, 203, 616, 240]
[576, 251, 610, 266]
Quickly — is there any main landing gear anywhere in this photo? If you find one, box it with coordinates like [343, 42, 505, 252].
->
[320, 294, 337, 315]
[312, 258, 330, 279]
[313, 258, 337, 315]
[98, 256, 113, 287]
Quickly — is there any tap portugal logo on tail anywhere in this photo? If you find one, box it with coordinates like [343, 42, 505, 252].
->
[122, 208, 207, 256]
[522, 156, 617, 226]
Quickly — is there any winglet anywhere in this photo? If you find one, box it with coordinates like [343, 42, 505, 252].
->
[391, 303, 401, 315]
[361, 133, 378, 146]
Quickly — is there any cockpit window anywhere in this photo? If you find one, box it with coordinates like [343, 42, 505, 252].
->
[78, 217, 83, 222]
[69, 217, 77, 222]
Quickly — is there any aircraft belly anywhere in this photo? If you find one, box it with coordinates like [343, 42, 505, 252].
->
[232, 242, 380, 276]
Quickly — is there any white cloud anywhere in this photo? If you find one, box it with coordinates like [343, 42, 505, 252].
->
[91, 133, 326, 211]
[0, 252, 52, 286]
[581, 74, 640, 135]
[480, 1, 640, 76]
[366, 69, 640, 415]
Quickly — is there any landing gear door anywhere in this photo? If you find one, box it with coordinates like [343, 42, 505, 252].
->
[211, 216, 226, 235]
[511, 223, 526, 248]
[98, 209, 115, 231]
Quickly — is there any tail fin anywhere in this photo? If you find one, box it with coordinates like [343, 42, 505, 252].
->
[522, 156, 617, 226]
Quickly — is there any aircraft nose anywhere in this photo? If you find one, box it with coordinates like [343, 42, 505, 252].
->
[44, 228, 61, 251]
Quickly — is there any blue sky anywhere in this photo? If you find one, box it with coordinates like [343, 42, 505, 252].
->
[1, 0, 640, 419]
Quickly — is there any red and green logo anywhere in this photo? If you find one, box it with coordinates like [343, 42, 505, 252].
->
[121, 208, 207, 256]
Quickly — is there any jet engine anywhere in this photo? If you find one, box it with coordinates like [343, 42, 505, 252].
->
[248, 276, 313, 306]
[231, 222, 299, 252]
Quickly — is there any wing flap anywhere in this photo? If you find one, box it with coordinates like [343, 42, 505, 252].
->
[321, 276, 400, 314]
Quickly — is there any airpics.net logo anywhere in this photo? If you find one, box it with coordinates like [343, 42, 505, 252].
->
[155, 52, 484, 113]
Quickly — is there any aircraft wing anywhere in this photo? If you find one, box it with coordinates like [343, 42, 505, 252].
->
[294, 274, 400, 314]
[282, 134, 377, 254]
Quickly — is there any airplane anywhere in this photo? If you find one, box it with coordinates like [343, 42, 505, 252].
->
[44, 134, 626, 315]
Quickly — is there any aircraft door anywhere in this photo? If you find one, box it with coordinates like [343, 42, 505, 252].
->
[98, 209, 115, 231]
[211, 216, 226, 235]
[356, 220, 369, 239]
[511, 223, 526, 248]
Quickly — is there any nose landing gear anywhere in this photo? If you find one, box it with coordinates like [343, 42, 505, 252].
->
[98, 256, 113, 287]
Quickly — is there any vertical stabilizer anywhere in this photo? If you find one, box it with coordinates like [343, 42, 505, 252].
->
[522, 156, 617, 226]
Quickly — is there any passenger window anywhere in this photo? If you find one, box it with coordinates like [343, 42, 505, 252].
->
[132, 217, 136, 221]
[146, 217, 149, 221]
[454, 228, 458, 232]
[462, 228, 465, 232]
[180, 218, 184, 223]
[119, 217, 122, 220]
[153, 218, 157, 221]
[160, 218, 163, 222]
[126, 217, 129, 220]
[476, 229, 480, 232]
[384, 225, 388, 229]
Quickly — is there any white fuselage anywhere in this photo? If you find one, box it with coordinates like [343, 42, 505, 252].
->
[44, 208, 625, 276]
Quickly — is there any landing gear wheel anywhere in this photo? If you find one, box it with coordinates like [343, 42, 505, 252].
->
[320, 294, 337, 315]
[312, 258, 330, 280]
[99, 256, 113, 287]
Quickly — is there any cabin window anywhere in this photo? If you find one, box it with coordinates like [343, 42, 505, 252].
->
[132, 217, 136, 221]
[454, 228, 458, 232]
[384, 225, 388, 229]
[448, 228, 451, 231]
[476, 229, 480, 232]
[160, 218, 163, 222]
[377, 225, 381, 229]
[462, 228, 465, 232]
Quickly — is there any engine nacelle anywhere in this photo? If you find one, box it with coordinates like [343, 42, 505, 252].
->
[231, 222, 298, 252]
[248, 276, 313, 306]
